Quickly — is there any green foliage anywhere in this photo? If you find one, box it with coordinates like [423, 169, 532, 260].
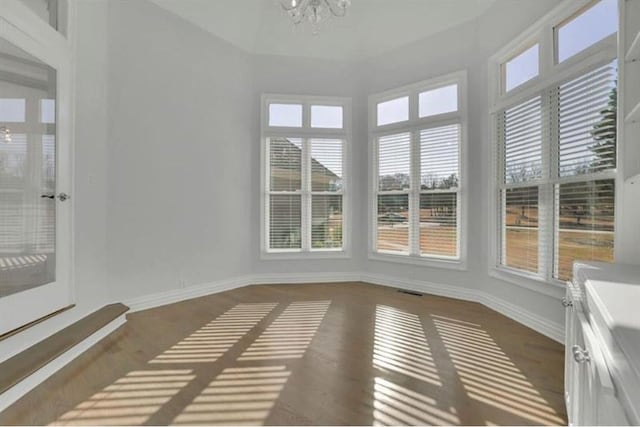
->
[589, 86, 617, 172]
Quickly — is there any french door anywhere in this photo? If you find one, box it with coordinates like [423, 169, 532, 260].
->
[0, 1, 73, 337]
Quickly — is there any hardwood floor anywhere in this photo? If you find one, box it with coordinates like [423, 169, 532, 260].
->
[0, 282, 567, 426]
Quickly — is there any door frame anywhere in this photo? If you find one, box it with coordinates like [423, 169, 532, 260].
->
[0, 0, 75, 337]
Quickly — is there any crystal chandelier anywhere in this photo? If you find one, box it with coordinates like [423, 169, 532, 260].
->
[280, 0, 351, 34]
[1, 126, 11, 143]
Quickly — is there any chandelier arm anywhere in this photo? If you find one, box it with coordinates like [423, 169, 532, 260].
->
[323, 0, 348, 17]
[279, 0, 310, 12]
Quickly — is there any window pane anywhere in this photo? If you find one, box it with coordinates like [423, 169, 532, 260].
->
[311, 195, 343, 249]
[377, 96, 409, 126]
[0, 99, 26, 123]
[556, 179, 614, 281]
[420, 124, 460, 190]
[557, 0, 617, 63]
[378, 133, 411, 191]
[40, 99, 56, 124]
[311, 139, 343, 192]
[558, 61, 617, 177]
[420, 193, 457, 257]
[269, 138, 302, 191]
[269, 195, 301, 249]
[311, 105, 343, 128]
[505, 44, 539, 92]
[269, 103, 302, 127]
[502, 96, 543, 183]
[502, 187, 539, 273]
[377, 195, 409, 253]
[419, 84, 458, 118]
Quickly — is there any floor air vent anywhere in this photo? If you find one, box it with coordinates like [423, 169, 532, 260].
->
[397, 289, 423, 297]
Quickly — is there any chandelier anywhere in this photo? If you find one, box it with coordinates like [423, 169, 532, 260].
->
[280, 0, 351, 33]
[1, 126, 11, 143]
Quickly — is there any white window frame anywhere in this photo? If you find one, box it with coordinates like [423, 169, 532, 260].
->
[368, 70, 468, 270]
[260, 94, 351, 259]
[488, 0, 619, 295]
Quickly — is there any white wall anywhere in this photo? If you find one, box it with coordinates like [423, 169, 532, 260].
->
[105, 0, 253, 301]
[617, 182, 640, 265]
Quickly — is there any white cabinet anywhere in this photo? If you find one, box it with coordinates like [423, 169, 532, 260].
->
[565, 289, 629, 425]
[564, 262, 640, 426]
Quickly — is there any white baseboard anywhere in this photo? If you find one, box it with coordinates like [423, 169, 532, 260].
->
[251, 271, 362, 285]
[124, 272, 361, 313]
[360, 272, 479, 303]
[479, 293, 564, 343]
[0, 314, 127, 414]
[124, 271, 564, 343]
[361, 272, 564, 343]
[125, 275, 254, 312]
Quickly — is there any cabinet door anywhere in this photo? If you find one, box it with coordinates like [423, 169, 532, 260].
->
[579, 313, 629, 425]
[564, 288, 583, 425]
[567, 307, 587, 425]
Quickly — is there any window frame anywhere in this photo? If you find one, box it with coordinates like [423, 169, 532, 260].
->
[260, 94, 351, 259]
[488, 0, 619, 294]
[368, 70, 468, 270]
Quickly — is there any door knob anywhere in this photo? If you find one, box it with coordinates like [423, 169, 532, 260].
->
[40, 193, 69, 201]
[572, 345, 590, 363]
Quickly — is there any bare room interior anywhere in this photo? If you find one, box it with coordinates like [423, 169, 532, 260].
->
[0, 0, 639, 425]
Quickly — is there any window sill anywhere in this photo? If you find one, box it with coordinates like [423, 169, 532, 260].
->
[260, 250, 350, 261]
[488, 267, 566, 298]
[368, 252, 467, 271]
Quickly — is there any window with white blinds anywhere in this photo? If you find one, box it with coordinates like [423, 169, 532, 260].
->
[262, 96, 349, 255]
[371, 72, 466, 264]
[496, 60, 617, 282]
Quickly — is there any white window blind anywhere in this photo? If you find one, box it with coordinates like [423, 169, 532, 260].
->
[375, 125, 462, 258]
[419, 124, 460, 257]
[377, 133, 411, 253]
[267, 137, 345, 252]
[310, 139, 343, 249]
[268, 138, 302, 250]
[496, 60, 617, 281]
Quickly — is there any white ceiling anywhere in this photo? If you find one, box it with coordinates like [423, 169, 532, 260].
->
[148, 0, 497, 60]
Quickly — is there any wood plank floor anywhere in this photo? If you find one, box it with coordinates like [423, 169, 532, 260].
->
[0, 282, 567, 426]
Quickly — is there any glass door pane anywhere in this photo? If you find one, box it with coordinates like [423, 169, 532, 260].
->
[0, 37, 57, 298]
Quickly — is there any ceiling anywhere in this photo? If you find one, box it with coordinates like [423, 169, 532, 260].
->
[148, 0, 497, 60]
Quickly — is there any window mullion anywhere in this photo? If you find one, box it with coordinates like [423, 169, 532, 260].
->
[496, 111, 506, 267]
[410, 130, 421, 256]
[301, 138, 311, 252]
[546, 86, 560, 281]
[537, 88, 552, 280]
[548, 85, 561, 281]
